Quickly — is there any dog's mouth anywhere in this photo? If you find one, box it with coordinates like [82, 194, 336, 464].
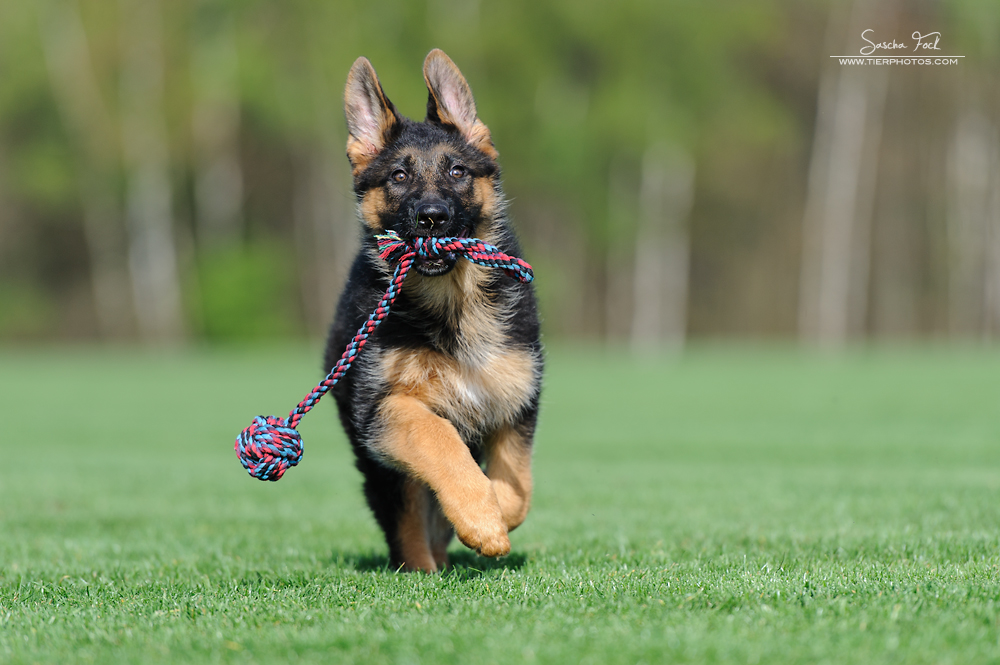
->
[414, 252, 458, 276]
[411, 227, 469, 276]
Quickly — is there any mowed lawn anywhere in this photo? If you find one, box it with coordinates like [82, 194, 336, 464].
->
[1, 345, 999, 664]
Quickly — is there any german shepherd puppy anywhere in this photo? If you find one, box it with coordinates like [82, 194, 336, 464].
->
[325, 49, 542, 572]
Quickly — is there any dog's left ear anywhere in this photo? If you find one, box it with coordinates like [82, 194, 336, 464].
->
[423, 49, 498, 159]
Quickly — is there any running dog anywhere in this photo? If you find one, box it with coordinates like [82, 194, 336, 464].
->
[325, 49, 542, 572]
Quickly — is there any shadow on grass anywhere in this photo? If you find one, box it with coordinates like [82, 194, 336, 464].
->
[446, 550, 528, 577]
[329, 550, 529, 577]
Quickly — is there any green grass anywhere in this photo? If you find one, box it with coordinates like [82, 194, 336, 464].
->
[2, 344, 1000, 664]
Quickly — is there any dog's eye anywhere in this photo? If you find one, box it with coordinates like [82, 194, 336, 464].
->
[391, 170, 407, 183]
[449, 165, 467, 179]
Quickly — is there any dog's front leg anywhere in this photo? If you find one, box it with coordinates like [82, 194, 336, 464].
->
[376, 394, 510, 557]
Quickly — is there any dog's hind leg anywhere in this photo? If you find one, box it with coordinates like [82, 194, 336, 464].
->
[485, 425, 533, 531]
[395, 477, 439, 572]
[354, 454, 436, 571]
[396, 480, 452, 571]
[426, 493, 454, 569]
[375, 394, 509, 558]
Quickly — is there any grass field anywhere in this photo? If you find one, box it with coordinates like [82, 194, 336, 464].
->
[1, 344, 999, 664]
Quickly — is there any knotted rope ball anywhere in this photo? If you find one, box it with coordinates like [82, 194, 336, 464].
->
[235, 415, 303, 481]
[234, 231, 534, 482]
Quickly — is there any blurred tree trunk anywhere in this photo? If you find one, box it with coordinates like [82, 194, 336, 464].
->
[630, 144, 694, 351]
[0, 147, 14, 258]
[118, 0, 184, 341]
[36, 0, 134, 339]
[988, 170, 1000, 337]
[293, 22, 356, 336]
[799, 0, 892, 347]
[869, 66, 921, 340]
[190, 5, 243, 247]
[946, 109, 1000, 338]
[293, 147, 353, 335]
[604, 153, 634, 342]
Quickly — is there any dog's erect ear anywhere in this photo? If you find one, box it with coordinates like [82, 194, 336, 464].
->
[344, 57, 399, 172]
[423, 49, 497, 159]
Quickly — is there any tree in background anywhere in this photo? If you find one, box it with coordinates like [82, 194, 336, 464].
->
[118, 0, 185, 341]
[36, 0, 133, 339]
[799, 0, 893, 347]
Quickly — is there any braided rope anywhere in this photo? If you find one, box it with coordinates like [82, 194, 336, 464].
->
[235, 230, 534, 481]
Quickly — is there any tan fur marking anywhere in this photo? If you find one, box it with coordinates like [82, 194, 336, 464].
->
[466, 120, 498, 159]
[411, 260, 499, 343]
[472, 177, 499, 221]
[396, 478, 437, 572]
[485, 426, 533, 530]
[359, 188, 387, 230]
[377, 108, 397, 141]
[346, 137, 377, 175]
[409, 241, 508, 343]
[380, 344, 536, 434]
[377, 394, 509, 557]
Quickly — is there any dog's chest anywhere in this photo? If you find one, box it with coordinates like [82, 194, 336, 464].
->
[380, 345, 537, 434]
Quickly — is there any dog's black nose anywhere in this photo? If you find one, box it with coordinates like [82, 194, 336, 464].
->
[415, 202, 451, 235]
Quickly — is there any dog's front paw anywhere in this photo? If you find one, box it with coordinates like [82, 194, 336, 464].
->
[444, 488, 510, 557]
[455, 518, 510, 557]
[467, 519, 511, 557]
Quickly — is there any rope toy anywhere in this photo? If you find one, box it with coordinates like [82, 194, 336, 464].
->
[234, 231, 534, 481]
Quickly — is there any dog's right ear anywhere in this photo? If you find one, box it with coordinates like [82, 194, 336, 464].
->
[344, 57, 399, 173]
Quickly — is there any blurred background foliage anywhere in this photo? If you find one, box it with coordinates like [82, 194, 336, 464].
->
[0, 0, 997, 345]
